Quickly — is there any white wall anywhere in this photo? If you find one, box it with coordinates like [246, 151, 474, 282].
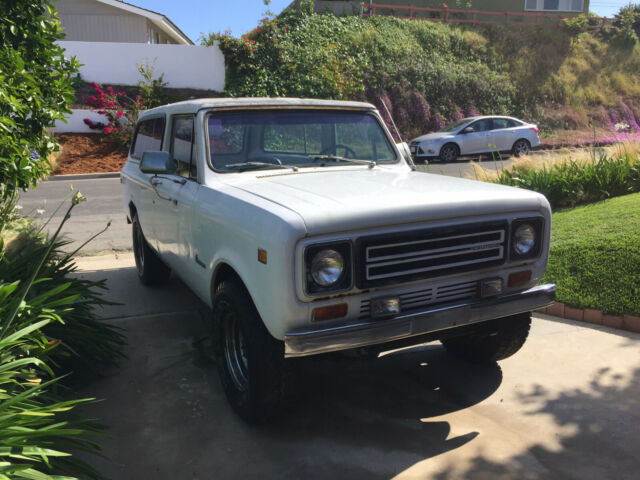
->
[53, 109, 111, 133]
[58, 41, 225, 91]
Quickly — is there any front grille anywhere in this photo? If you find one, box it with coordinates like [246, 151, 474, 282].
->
[359, 280, 477, 318]
[356, 221, 507, 288]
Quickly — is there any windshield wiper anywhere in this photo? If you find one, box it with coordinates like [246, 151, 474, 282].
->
[309, 155, 376, 169]
[224, 162, 298, 172]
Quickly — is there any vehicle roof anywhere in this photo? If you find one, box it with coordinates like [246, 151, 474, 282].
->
[463, 115, 526, 122]
[139, 97, 378, 119]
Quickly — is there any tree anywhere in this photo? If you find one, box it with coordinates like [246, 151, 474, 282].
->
[0, 0, 79, 202]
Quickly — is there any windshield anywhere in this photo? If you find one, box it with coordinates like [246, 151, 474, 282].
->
[438, 118, 473, 133]
[208, 110, 398, 172]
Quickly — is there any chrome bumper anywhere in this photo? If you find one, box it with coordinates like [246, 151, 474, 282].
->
[284, 284, 556, 358]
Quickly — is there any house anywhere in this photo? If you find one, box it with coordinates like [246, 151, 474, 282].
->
[296, 0, 590, 17]
[55, 0, 193, 45]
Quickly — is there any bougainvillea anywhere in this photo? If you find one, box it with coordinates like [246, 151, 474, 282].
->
[83, 82, 143, 150]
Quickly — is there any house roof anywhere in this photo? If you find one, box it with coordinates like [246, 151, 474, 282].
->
[95, 0, 193, 44]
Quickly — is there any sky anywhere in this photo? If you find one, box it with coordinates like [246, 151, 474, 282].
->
[120, 0, 633, 44]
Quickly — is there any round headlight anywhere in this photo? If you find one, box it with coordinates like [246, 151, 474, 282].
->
[310, 249, 344, 286]
[513, 224, 536, 255]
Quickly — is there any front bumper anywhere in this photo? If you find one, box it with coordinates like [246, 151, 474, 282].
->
[284, 283, 555, 357]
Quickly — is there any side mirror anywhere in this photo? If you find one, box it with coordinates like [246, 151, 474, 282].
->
[461, 127, 474, 134]
[140, 151, 176, 175]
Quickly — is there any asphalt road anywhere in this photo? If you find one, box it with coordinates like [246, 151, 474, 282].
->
[18, 176, 130, 254]
[71, 254, 640, 480]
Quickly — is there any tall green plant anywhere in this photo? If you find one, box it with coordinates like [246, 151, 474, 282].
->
[0, 194, 109, 479]
[0, 0, 79, 202]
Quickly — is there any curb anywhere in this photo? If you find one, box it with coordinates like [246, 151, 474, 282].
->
[46, 172, 120, 181]
[537, 303, 640, 334]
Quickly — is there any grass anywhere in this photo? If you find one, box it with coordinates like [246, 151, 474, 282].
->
[543, 193, 640, 316]
[469, 140, 640, 182]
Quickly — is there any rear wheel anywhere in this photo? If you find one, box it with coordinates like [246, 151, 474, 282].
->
[441, 313, 531, 364]
[213, 279, 284, 423]
[512, 139, 531, 157]
[439, 143, 459, 163]
[131, 213, 171, 285]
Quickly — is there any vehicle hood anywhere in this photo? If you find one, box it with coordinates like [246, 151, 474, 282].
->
[411, 132, 452, 143]
[225, 168, 549, 235]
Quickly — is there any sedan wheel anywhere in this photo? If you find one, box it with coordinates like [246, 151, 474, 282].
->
[439, 144, 459, 163]
[512, 139, 531, 157]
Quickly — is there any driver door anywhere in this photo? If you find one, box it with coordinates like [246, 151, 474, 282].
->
[461, 118, 493, 154]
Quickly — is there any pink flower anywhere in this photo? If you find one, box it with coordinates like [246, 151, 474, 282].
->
[116, 111, 123, 118]
[91, 82, 98, 88]
[83, 118, 92, 125]
[90, 96, 97, 102]
[104, 126, 112, 134]
[108, 102, 115, 108]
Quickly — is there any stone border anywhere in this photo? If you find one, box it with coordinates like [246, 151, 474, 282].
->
[538, 303, 640, 334]
[46, 172, 120, 181]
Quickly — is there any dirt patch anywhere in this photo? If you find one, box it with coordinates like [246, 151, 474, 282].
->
[53, 133, 127, 175]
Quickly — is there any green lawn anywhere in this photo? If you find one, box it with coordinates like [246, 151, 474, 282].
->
[543, 192, 640, 316]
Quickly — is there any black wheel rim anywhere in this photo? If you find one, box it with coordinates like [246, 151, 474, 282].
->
[221, 302, 250, 392]
[515, 141, 529, 155]
[441, 146, 456, 162]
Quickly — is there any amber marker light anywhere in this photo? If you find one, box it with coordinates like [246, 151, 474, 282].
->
[508, 270, 532, 288]
[312, 303, 348, 322]
[258, 249, 267, 264]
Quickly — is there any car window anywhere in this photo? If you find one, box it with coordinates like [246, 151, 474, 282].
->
[469, 119, 492, 132]
[264, 124, 323, 154]
[507, 119, 522, 128]
[131, 117, 165, 159]
[492, 118, 510, 130]
[171, 115, 195, 179]
[209, 119, 244, 154]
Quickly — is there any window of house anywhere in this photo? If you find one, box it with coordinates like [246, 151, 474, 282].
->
[171, 116, 195, 179]
[524, 0, 582, 11]
[131, 117, 166, 159]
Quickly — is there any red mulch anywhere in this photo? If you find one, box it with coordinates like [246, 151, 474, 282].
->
[53, 133, 127, 175]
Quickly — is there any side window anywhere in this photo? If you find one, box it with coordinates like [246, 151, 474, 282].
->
[470, 119, 492, 132]
[507, 119, 522, 128]
[493, 118, 509, 130]
[171, 116, 195, 179]
[131, 117, 165, 159]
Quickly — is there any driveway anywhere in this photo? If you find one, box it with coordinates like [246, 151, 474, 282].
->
[71, 254, 640, 480]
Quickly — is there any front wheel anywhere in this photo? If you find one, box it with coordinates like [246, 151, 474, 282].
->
[213, 279, 284, 423]
[441, 313, 531, 364]
[439, 143, 459, 163]
[512, 139, 531, 157]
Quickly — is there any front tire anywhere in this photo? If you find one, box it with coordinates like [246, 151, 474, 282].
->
[512, 139, 531, 157]
[441, 313, 531, 364]
[212, 279, 284, 424]
[439, 143, 459, 163]
[131, 213, 171, 285]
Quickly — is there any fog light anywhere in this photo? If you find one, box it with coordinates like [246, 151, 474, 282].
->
[371, 297, 401, 319]
[480, 278, 503, 298]
[508, 270, 532, 288]
[312, 303, 348, 322]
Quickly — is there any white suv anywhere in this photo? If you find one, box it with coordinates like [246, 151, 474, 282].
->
[121, 98, 555, 423]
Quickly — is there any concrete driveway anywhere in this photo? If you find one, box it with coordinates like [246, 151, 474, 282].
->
[71, 254, 640, 480]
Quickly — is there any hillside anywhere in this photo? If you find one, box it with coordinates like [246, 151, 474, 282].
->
[205, 1, 640, 140]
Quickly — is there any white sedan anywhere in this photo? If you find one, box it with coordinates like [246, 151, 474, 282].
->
[410, 116, 541, 163]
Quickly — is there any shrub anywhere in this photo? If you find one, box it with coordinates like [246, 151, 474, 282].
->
[490, 148, 640, 209]
[84, 82, 143, 150]
[0, 194, 120, 478]
[563, 15, 589, 35]
[0, 0, 79, 202]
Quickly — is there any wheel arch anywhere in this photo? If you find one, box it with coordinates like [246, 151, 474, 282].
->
[211, 262, 248, 304]
[440, 142, 461, 156]
[127, 201, 137, 224]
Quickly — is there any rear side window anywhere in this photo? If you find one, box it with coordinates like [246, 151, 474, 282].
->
[493, 118, 510, 130]
[131, 116, 166, 159]
[507, 119, 522, 128]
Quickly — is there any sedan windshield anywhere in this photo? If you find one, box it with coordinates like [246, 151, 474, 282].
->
[208, 110, 398, 172]
[438, 118, 473, 133]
